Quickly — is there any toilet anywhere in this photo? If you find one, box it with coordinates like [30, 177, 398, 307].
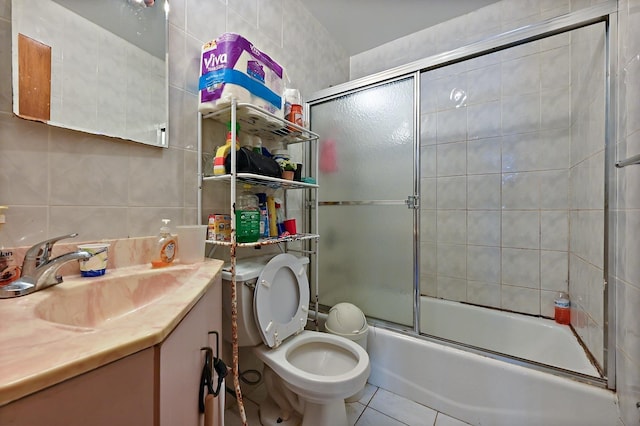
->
[222, 253, 370, 426]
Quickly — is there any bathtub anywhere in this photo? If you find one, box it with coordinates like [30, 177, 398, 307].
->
[419, 297, 599, 376]
[366, 299, 619, 426]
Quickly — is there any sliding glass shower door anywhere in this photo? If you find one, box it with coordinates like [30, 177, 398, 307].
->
[309, 77, 416, 326]
[306, 5, 614, 389]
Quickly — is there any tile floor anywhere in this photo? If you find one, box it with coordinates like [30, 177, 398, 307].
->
[225, 382, 472, 426]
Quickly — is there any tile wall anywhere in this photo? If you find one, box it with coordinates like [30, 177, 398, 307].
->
[569, 21, 606, 369]
[350, 1, 573, 81]
[0, 0, 349, 247]
[615, 0, 640, 423]
[418, 29, 577, 320]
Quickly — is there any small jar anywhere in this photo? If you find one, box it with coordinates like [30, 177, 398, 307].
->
[554, 292, 571, 325]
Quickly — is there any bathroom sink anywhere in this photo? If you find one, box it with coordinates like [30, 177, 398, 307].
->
[34, 266, 198, 328]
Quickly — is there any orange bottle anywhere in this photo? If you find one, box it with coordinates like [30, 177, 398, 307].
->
[151, 219, 177, 268]
[554, 292, 571, 325]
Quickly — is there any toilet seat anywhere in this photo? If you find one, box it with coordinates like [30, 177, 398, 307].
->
[254, 253, 309, 348]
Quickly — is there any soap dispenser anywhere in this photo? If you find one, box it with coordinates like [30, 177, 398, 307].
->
[0, 206, 19, 286]
[151, 219, 177, 268]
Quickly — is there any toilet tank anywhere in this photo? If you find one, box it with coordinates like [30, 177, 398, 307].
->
[221, 255, 309, 347]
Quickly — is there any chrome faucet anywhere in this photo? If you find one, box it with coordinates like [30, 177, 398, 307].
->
[0, 233, 105, 298]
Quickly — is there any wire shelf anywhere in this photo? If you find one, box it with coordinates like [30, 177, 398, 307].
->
[203, 173, 318, 190]
[206, 233, 319, 247]
[202, 103, 319, 145]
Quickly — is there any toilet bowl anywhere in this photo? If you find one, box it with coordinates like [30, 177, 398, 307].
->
[255, 330, 369, 401]
[222, 253, 370, 426]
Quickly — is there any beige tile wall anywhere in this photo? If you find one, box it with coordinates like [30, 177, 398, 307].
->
[615, 0, 640, 423]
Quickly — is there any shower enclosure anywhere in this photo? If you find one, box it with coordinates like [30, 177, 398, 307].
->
[307, 2, 616, 389]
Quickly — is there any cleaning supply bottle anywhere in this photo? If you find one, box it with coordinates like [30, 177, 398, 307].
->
[213, 122, 240, 175]
[554, 292, 571, 325]
[266, 195, 278, 237]
[256, 193, 270, 238]
[151, 219, 177, 268]
[284, 88, 303, 127]
[236, 190, 260, 243]
[252, 136, 263, 155]
[0, 206, 19, 286]
[274, 198, 286, 236]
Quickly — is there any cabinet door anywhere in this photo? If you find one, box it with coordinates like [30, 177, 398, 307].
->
[0, 348, 155, 426]
[158, 275, 222, 426]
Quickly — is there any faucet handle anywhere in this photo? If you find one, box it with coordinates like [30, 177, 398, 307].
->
[24, 233, 79, 266]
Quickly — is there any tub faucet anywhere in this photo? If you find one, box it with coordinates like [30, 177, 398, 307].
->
[0, 233, 102, 298]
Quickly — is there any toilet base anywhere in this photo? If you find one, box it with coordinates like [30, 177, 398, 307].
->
[259, 397, 301, 426]
[258, 394, 348, 426]
[302, 399, 348, 426]
[345, 387, 365, 403]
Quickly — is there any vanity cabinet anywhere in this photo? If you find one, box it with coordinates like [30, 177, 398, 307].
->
[0, 347, 156, 426]
[0, 275, 222, 426]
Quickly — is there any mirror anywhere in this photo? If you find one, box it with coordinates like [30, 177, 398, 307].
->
[11, 0, 169, 147]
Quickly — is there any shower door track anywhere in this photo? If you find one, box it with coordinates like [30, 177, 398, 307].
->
[308, 0, 618, 391]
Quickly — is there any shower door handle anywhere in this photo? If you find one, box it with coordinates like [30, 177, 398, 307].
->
[405, 195, 419, 209]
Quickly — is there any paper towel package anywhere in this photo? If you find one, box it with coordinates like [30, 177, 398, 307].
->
[198, 33, 285, 118]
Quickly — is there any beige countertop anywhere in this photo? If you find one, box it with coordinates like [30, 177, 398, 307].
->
[0, 259, 223, 406]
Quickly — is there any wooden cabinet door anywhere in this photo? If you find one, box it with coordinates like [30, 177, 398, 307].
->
[0, 348, 155, 426]
[158, 275, 222, 426]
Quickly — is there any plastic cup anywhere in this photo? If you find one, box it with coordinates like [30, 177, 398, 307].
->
[78, 243, 110, 277]
[176, 225, 207, 264]
[283, 219, 297, 235]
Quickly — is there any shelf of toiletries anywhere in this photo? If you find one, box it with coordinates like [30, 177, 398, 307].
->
[202, 103, 318, 145]
[206, 233, 319, 248]
[203, 173, 318, 190]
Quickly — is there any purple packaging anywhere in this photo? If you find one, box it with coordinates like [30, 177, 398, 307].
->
[198, 33, 285, 116]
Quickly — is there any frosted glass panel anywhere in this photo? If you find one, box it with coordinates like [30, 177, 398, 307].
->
[310, 78, 415, 327]
[312, 79, 414, 201]
[318, 205, 413, 326]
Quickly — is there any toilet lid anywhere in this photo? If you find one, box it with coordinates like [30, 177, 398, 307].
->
[253, 253, 309, 348]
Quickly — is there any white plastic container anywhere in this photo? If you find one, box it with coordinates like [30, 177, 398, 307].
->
[325, 302, 369, 403]
[325, 302, 369, 350]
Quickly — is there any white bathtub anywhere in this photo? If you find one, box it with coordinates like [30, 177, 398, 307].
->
[366, 299, 619, 426]
[420, 297, 599, 376]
